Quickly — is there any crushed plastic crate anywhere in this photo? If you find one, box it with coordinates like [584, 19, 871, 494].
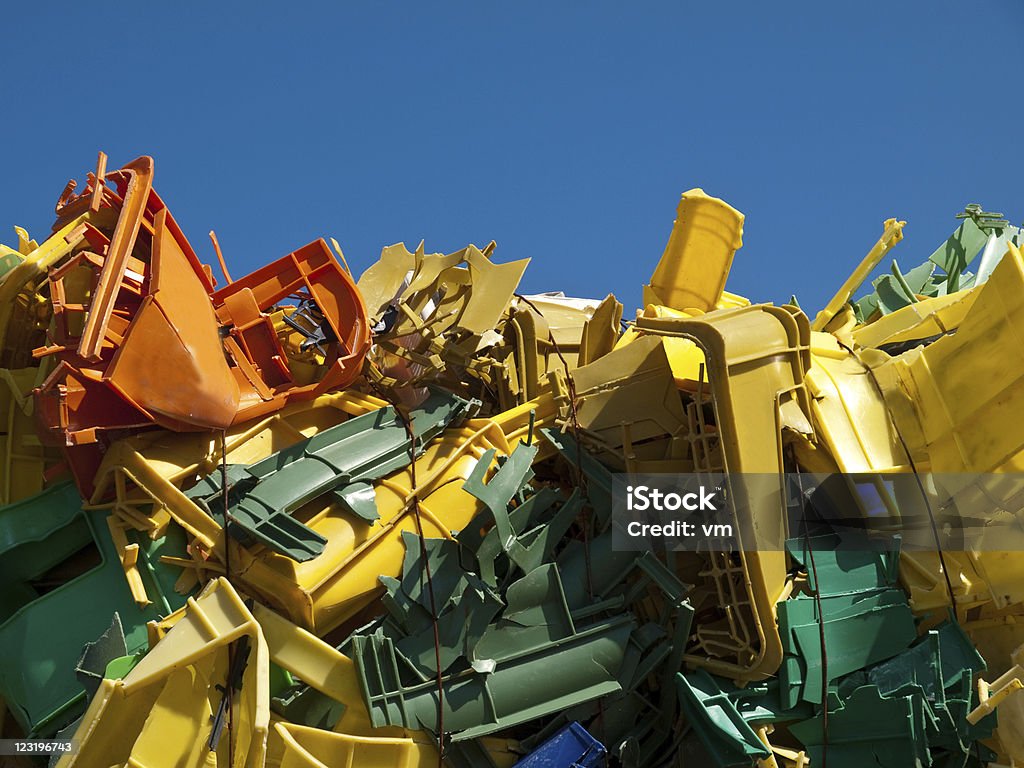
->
[511, 722, 606, 768]
[0, 153, 1022, 767]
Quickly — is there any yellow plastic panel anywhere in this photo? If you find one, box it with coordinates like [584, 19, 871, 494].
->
[59, 578, 269, 768]
[272, 723, 519, 768]
[571, 335, 688, 448]
[864, 245, 1024, 721]
[0, 366, 58, 503]
[851, 287, 978, 349]
[988, 643, 1024, 763]
[873, 243, 1024, 473]
[579, 294, 624, 366]
[716, 290, 752, 310]
[276, 723, 433, 768]
[489, 298, 597, 410]
[804, 331, 910, 473]
[124, 578, 269, 768]
[252, 603, 371, 732]
[618, 305, 709, 389]
[644, 188, 744, 313]
[128, 653, 226, 768]
[899, 550, 992, 614]
[124, 579, 262, 691]
[54, 678, 162, 768]
[812, 217, 904, 332]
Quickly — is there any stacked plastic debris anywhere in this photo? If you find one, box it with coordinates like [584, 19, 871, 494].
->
[0, 154, 1022, 767]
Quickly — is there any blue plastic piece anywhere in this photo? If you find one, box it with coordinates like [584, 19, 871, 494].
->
[512, 722, 607, 768]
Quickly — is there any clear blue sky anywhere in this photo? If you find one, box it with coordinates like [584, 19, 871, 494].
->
[3, 3, 1022, 313]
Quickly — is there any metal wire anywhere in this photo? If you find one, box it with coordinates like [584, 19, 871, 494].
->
[365, 369, 447, 766]
[402, 414, 447, 767]
[513, 294, 608, 765]
[220, 429, 236, 768]
[846, 340, 960, 621]
[792, 460, 828, 768]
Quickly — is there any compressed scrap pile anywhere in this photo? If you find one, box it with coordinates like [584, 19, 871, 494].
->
[0, 154, 1023, 768]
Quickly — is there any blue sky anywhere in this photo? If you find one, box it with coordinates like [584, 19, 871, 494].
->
[3, 3, 1022, 313]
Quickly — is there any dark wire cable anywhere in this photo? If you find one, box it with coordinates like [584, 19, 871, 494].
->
[514, 294, 593, 596]
[220, 430, 235, 768]
[513, 294, 605, 765]
[365, 368, 447, 766]
[793, 461, 828, 768]
[400, 412, 447, 768]
[846, 340, 960, 621]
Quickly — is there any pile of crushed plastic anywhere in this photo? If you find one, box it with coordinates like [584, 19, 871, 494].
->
[1, 154, 1023, 767]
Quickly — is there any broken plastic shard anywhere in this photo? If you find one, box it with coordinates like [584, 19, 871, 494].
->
[675, 670, 772, 767]
[75, 614, 127, 702]
[378, 531, 504, 677]
[511, 722, 607, 768]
